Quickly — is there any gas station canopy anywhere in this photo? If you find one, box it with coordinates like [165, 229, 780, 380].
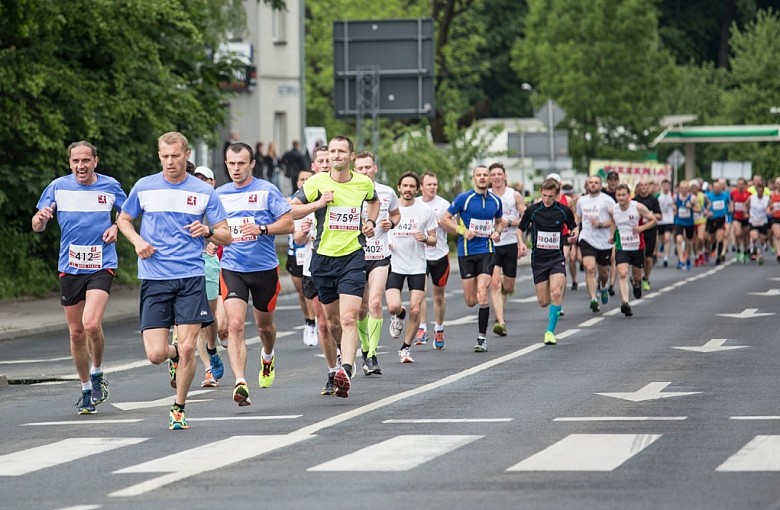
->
[653, 125, 780, 145]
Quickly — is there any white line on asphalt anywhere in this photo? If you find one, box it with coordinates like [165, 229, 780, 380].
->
[556, 329, 579, 339]
[603, 308, 621, 316]
[187, 415, 302, 422]
[716, 435, 780, 471]
[53, 505, 102, 510]
[643, 292, 661, 299]
[730, 416, 780, 420]
[0, 356, 72, 365]
[20, 419, 144, 427]
[111, 390, 215, 411]
[553, 417, 687, 422]
[578, 318, 603, 327]
[383, 418, 513, 424]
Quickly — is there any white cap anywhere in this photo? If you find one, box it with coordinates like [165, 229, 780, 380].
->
[547, 173, 562, 183]
[194, 166, 215, 180]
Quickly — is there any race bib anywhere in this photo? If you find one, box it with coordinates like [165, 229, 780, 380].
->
[619, 231, 640, 251]
[469, 218, 493, 237]
[712, 200, 725, 211]
[536, 231, 560, 250]
[678, 207, 691, 219]
[363, 238, 385, 260]
[394, 218, 419, 237]
[228, 217, 257, 242]
[328, 206, 360, 231]
[295, 247, 306, 266]
[734, 202, 745, 212]
[773, 202, 780, 212]
[69, 244, 102, 269]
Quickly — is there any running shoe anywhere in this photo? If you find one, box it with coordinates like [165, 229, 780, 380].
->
[600, 286, 609, 305]
[233, 382, 251, 406]
[686, 259, 692, 270]
[398, 346, 415, 363]
[632, 280, 642, 299]
[201, 369, 218, 388]
[361, 351, 370, 375]
[259, 356, 275, 388]
[493, 322, 508, 337]
[389, 310, 405, 338]
[76, 390, 96, 415]
[641, 279, 651, 292]
[571, 281, 578, 291]
[558, 309, 565, 318]
[677, 261, 684, 270]
[90, 371, 109, 405]
[758, 256, 765, 265]
[371, 355, 382, 375]
[663, 257, 668, 267]
[209, 352, 224, 380]
[333, 367, 350, 398]
[433, 330, 445, 350]
[304, 323, 319, 346]
[608, 285, 615, 297]
[168, 406, 189, 430]
[168, 353, 178, 389]
[321, 372, 336, 395]
[473, 337, 488, 353]
[620, 302, 633, 317]
[589, 299, 600, 313]
[544, 331, 557, 346]
[414, 327, 429, 345]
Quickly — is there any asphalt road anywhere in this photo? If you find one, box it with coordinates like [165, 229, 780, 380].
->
[1, 259, 779, 510]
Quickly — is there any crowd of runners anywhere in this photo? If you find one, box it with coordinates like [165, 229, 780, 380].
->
[33, 134, 780, 429]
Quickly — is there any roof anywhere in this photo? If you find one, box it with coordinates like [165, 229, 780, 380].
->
[652, 125, 780, 145]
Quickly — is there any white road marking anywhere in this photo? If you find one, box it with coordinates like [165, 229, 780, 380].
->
[553, 417, 687, 422]
[20, 419, 144, 427]
[716, 436, 780, 471]
[506, 434, 661, 472]
[643, 292, 661, 299]
[111, 390, 215, 411]
[555, 329, 579, 339]
[0, 438, 146, 476]
[308, 435, 482, 472]
[186, 415, 302, 422]
[673, 338, 747, 353]
[508, 296, 540, 304]
[718, 308, 775, 319]
[730, 416, 780, 420]
[383, 418, 512, 424]
[596, 382, 700, 402]
[749, 289, 780, 296]
[578, 318, 603, 327]
[53, 506, 102, 510]
[110, 435, 312, 497]
[0, 356, 72, 365]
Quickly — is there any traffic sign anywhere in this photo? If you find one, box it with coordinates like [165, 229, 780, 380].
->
[667, 149, 685, 169]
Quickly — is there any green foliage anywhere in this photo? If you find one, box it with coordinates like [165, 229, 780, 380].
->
[0, 224, 57, 299]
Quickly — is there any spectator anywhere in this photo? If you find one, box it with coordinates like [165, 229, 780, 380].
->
[264, 142, 281, 190]
[253, 142, 266, 180]
[281, 141, 307, 192]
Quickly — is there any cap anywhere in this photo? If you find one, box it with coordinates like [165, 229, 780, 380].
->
[547, 173, 562, 183]
[606, 171, 619, 180]
[562, 183, 574, 194]
[194, 166, 215, 180]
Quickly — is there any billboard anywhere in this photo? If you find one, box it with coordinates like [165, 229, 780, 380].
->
[589, 160, 673, 191]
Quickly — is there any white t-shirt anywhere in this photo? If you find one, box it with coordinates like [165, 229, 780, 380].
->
[576, 192, 616, 250]
[610, 200, 641, 251]
[748, 195, 769, 227]
[362, 181, 399, 261]
[493, 186, 521, 247]
[389, 199, 438, 275]
[658, 191, 675, 225]
[421, 195, 451, 261]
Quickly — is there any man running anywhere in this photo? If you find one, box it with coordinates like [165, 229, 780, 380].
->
[216, 142, 294, 407]
[33, 141, 127, 414]
[286, 168, 317, 347]
[656, 179, 675, 267]
[608, 184, 657, 316]
[441, 166, 504, 352]
[575, 175, 616, 312]
[418, 172, 453, 349]
[290, 136, 379, 397]
[354, 151, 400, 376]
[730, 177, 752, 263]
[705, 179, 731, 265]
[674, 180, 698, 270]
[117, 131, 231, 429]
[488, 162, 526, 337]
[387, 172, 438, 363]
[632, 179, 662, 290]
[517, 178, 577, 345]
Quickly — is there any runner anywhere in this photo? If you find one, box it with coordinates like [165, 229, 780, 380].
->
[746, 180, 770, 264]
[575, 175, 616, 312]
[32, 141, 127, 414]
[418, 171, 453, 350]
[608, 184, 657, 316]
[674, 180, 697, 270]
[517, 177, 577, 345]
[117, 131, 231, 429]
[387, 172, 438, 363]
[690, 180, 710, 266]
[632, 178, 662, 290]
[770, 177, 780, 263]
[286, 168, 318, 347]
[656, 179, 676, 267]
[440, 165, 504, 352]
[561, 182, 581, 291]
[290, 136, 379, 397]
[704, 179, 731, 265]
[488, 162, 526, 336]
[216, 142, 294, 407]
[353, 151, 400, 376]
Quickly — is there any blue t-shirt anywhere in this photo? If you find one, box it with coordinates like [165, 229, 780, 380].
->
[122, 173, 228, 280]
[706, 190, 730, 219]
[217, 178, 292, 272]
[37, 173, 127, 274]
[447, 189, 503, 256]
[675, 194, 695, 227]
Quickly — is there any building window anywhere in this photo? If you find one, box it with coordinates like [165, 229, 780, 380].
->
[274, 112, 287, 151]
[272, 9, 286, 44]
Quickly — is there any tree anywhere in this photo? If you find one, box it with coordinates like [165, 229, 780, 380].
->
[511, 0, 676, 170]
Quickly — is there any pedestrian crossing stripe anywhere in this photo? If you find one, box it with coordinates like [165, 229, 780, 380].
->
[308, 435, 482, 472]
[0, 437, 147, 476]
[506, 434, 662, 472]
[716, 435, 780, 472]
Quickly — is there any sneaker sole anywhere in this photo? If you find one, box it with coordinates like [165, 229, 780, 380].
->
[333, 371, 350, 398]
[78, 408, 96, 415]
[473, 346, 487, 353]
[414, 340, 427, 345]
[201, 380, 218, 388]
[169, 423, 190, 430]
[400, 357, 414, 363]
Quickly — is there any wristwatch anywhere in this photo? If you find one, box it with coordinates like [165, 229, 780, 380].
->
[259, 224, 268, 236]
[204, 226, 214, 239]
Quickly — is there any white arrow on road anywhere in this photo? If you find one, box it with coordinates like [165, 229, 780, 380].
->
[596, 382, 700, 403]
[749, 289, 780, 296]
[672, 338, 747, 353]
[717, 308, 775, 319]
[111, 390, 215, 411]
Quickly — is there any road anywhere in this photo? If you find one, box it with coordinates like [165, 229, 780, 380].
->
[1, 259, 779, 510]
